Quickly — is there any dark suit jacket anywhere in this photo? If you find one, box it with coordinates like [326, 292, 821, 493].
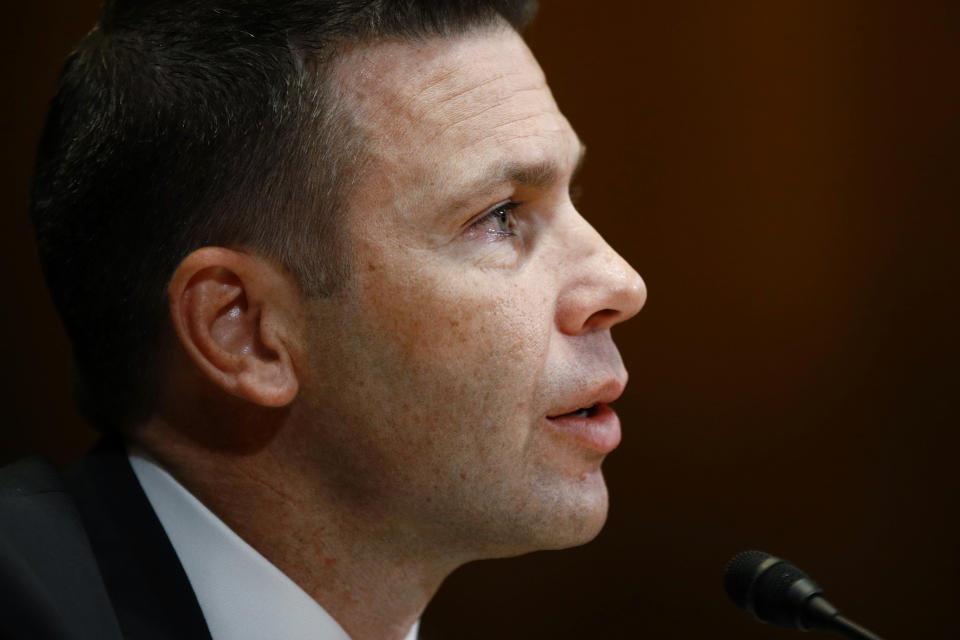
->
[0, 437, 212, 640]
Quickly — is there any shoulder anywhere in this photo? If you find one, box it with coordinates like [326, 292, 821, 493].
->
[0, 456, 79, 547]
[0, 455, 65, 497]
[0, 455, 124, 639]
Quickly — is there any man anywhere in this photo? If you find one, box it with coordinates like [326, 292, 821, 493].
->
[1, 1, 645, 638]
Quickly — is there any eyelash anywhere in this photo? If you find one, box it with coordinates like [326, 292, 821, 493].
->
[468, 183, 579, 241]
[474, 200, 522, 238]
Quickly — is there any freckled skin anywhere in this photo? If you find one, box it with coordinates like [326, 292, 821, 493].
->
[292, 26, 646, 562]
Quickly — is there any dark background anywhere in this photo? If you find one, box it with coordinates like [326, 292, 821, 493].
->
[2, 2, 957, 638]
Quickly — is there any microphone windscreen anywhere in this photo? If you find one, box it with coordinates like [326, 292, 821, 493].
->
[723, 550, 827, 629]
[723, 550, 886, 640]
[723, 549, 773, 610]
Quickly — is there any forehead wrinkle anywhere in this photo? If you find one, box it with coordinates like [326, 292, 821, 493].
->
[429, 85, 550, 144]
[456, 125, 583, 163]
[430, 69, 542, 108]
[334, 45, 455, 144]
[489, 111, 558, 134]
[400, 48, 548, 141]
[415, 65, 461, 96]
[344, 31, 543, 134]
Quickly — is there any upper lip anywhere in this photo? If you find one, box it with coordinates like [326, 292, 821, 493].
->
[546, 376, 627, 418]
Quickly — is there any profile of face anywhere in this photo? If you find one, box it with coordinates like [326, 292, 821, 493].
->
[293, 25, 646, 562]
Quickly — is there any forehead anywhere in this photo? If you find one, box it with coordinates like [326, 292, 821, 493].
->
[331, 27, 579, 213]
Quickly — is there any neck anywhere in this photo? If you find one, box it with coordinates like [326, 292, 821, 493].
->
[130, 416, 458, 640]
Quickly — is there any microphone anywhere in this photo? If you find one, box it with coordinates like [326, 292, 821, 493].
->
[722, 550, 886, 640]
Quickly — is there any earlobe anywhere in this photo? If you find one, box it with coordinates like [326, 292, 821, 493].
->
[168, 247, 299, 408]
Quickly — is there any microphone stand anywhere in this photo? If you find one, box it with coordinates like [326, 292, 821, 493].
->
[823, 614, 886, 640]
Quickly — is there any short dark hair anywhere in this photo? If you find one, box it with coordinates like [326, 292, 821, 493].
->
[30, 0, 538, 431]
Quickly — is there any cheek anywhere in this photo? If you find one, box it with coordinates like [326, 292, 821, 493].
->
[366, 259, 536, 348]
[356, 265, 552, 427]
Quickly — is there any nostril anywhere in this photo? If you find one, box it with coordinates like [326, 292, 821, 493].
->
[585, 308, 620, 330]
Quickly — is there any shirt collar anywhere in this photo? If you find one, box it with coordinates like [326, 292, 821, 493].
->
[128, 448, 419, 640]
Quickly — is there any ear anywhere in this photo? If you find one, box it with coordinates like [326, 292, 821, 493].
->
[168, 247, 300, 407]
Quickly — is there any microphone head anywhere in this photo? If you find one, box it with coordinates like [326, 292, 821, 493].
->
[723, 550, 775, 611]
[723, 550, 831, 630]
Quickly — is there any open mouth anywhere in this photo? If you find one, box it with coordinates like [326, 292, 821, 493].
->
[544, 401, 621, 453]
[552, 403, 600, 419]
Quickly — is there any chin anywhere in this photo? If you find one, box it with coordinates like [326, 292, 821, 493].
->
[545, 493, 610, 550]
[495, 473, 611, 557]
[560, 464, 612, 536]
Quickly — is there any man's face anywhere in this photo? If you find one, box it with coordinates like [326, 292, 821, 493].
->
[294, 26, 646, 561]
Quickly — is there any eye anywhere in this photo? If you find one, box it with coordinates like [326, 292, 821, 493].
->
[471, 200, 522, 238]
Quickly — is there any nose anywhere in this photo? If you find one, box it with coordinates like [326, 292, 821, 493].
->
[555, 213, 647, 335]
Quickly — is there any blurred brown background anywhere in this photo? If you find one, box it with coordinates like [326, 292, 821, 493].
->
[2, 2, 957, 638]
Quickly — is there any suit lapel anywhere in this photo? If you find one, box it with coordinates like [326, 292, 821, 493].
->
[65, 436, 213, 640]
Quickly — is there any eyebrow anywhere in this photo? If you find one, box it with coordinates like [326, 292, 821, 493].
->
[441, 142, 586, 219]
[490, 142, 587, 191]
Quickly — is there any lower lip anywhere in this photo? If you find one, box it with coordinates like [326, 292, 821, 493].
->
[546, 403, 622, 454]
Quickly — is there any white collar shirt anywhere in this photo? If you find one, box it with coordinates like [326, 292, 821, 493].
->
[128, 449, 420, 640]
